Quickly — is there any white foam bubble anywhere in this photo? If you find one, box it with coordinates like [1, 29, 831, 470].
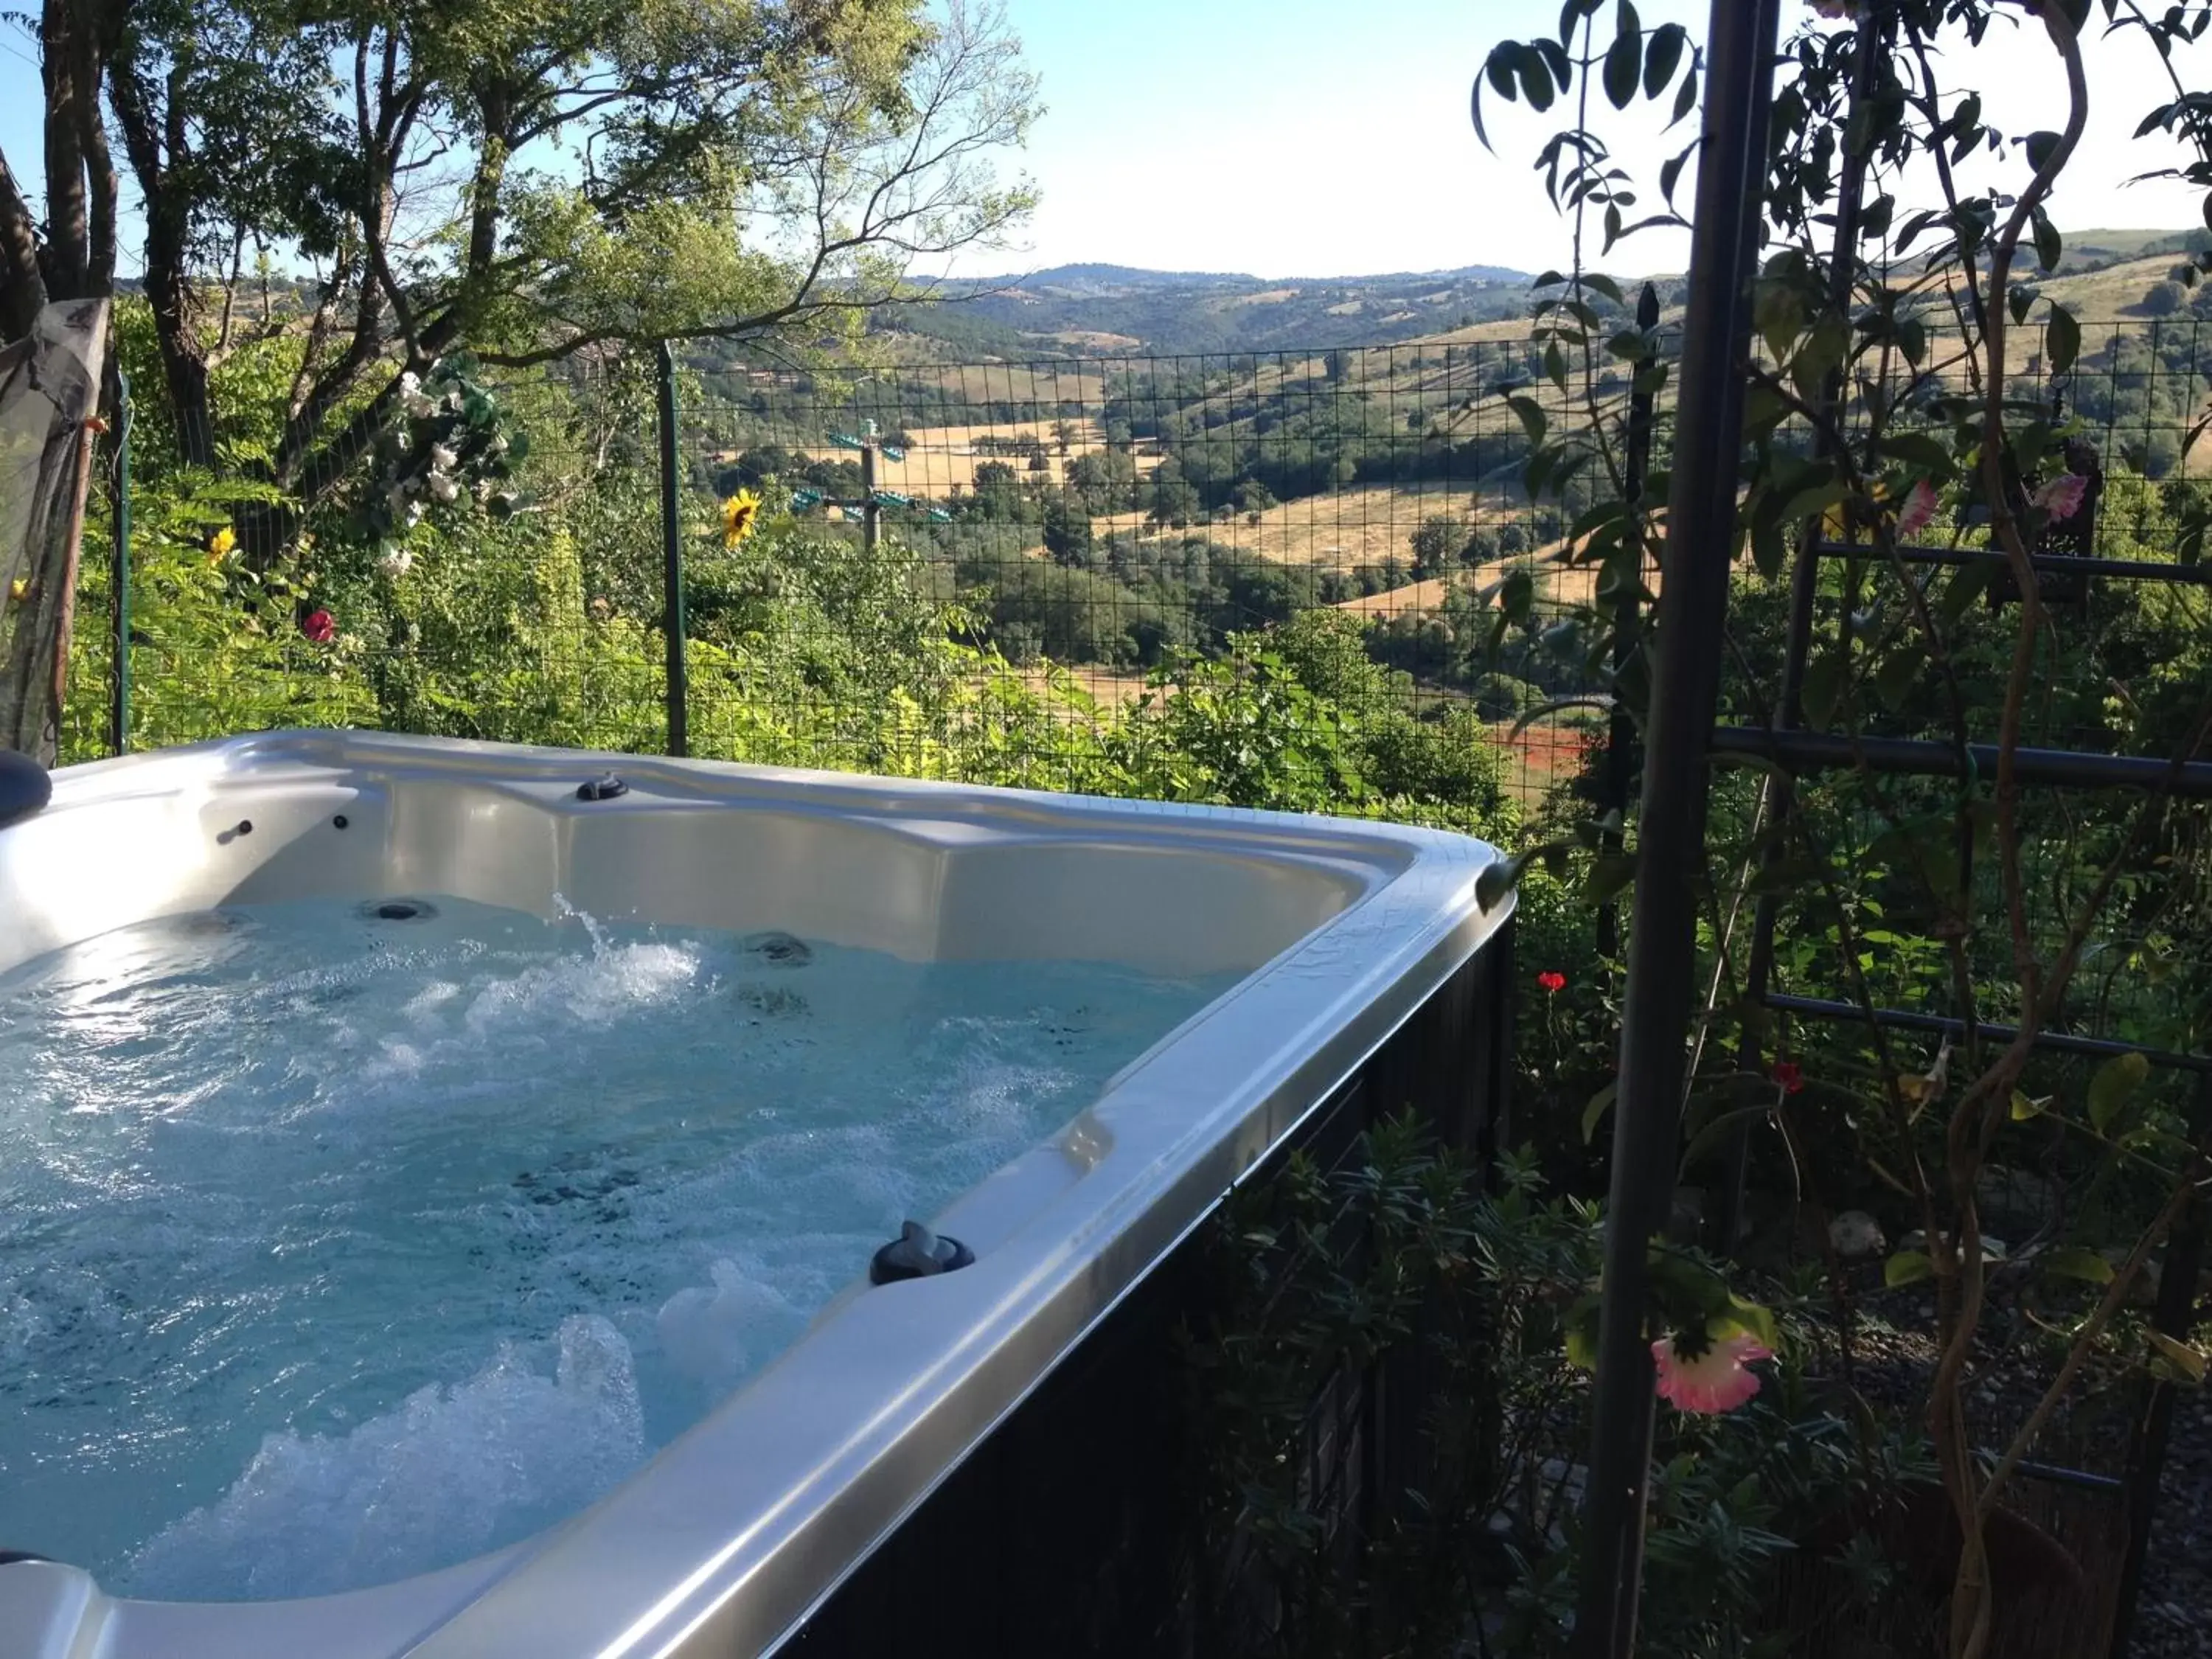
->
[655, 1259, 801, 1390]
[462, 942, 703, 1034]
[122, 1315, 644, 1601]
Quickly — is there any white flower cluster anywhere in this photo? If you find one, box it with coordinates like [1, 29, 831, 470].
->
[398, 370, 437, 421]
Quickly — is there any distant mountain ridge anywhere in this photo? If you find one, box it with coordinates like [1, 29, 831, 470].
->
[889, 260, 1537, 357]
[977, 260, 1534, 291]
[886, 228, 2205, 360]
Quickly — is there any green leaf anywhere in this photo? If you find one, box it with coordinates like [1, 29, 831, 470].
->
[2039, 1247, 2115, 1286]
[2148, 1330, 2208, 1385]
[1564, 1293, 1602, 1368]
[2009, 1089, 2049, 1121]
[1672, 61, 1697, 125]
[1532, 36, 1571, 90]
[1472, 47, 1517, 148]
[2089, 1051, 2151, 1134]
[1872, 644, 1922, 712]
[1582, 1080, 1618, 1145]
[1647, 1247, 1731, 1319]
[1776, 477, 1848, 531]
[1475, 835, 1568, 909]
[1884, 1250, 1934, 1289]
[1518, 43, 1557, 111]
[2031, 207, 2062, 274]
[1604, 5, 1643, 108]
[1801, 647, 1846, 727]
[2023, 129, 2063, 173]
[1509, 695, 1614, 740]
[1585, 849, 1638, 906]
[1506, 394, 1549, 448]
[1644, 21, 1686, 97]
[1937, 559, 1994, 623]
[2046, 304, 2081, 375]
[1486, 51, 1520, 102]
[1713, 1293, 1778, 1353]
[1897, 316, 1927, 367]
[1500, 566, 1535, 623]
[1658, 137, 1698, 209]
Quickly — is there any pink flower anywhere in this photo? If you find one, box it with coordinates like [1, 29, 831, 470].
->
[1894, 479, 1939, 540]
[2034, 473, 2087, 524]
[301, 609, 336, 644]
[1537, 970, 1567, 994]
[1652, 1330, 1773, 1413]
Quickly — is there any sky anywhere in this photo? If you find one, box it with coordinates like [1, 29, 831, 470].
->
[2, 0, 2207, 285]
[987, 0, 2209, 279]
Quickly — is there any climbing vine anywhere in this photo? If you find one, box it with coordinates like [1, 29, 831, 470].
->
[1474, 1, 2212, 1653]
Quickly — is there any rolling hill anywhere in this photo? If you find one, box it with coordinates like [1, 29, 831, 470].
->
[885, 262, 1535, 357]
[877, 227, 2209, 363]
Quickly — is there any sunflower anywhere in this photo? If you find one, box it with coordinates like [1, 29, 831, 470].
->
[720, 490, 763, 547]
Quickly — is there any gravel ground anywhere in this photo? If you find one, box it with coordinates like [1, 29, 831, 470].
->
[1832, 1281, 2212, 1659]
[2132, 1381, 2212, 1659]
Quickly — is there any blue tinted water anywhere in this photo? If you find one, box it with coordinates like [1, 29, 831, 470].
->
[0, 897, 1225, 1601]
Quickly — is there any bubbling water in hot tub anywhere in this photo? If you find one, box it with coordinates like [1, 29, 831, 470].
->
[0, 897, 1228, 1601]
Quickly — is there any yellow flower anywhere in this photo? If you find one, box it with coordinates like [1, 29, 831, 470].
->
[720, 490, 762, 548]
[7, 577, 27, 605]
[208, 525, 237, 564]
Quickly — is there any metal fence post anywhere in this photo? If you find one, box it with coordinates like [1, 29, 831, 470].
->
[1572, 0, 1781, 1652]
[656, 341, 688, 758]
[109, 372, 131, 757]
[860, 438, 882, 552]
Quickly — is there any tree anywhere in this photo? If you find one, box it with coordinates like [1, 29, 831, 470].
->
[2140, 279, 2188, 317]
[1148, 479, 1202, 531]
[4, 0, 1039, 552]
[1409, 512, 1473, 577]
[0, 0, 125, 341]
[1041, 496, 1092, 566]
[1233, 479, 1277, 521]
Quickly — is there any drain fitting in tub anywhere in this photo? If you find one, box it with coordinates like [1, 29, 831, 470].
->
[576, 772, 630, 801]
[744, 931, 812, 967]
[358, 897, 438, 922]
[870, 1220, 974, 1284]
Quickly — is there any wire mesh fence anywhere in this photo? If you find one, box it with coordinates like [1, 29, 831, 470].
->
[55, 318, 2212, 838]
[672, 341, 1622, 811]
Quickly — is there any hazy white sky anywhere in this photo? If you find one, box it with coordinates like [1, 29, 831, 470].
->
[990, 0, 2209, 278]
[1, 1, 2205, 283]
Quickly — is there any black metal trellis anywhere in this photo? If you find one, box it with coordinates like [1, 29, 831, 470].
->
[1573, 0, 1782, 1651]
[1582, 1, 2207, 1653]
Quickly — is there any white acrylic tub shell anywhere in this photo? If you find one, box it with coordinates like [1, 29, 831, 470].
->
[0, 730, 1510, 1659]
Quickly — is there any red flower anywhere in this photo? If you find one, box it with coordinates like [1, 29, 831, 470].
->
[1537, 970, 1567, 994]
[1773, 1060, 1805, 1094]
[301, 609, 337, 644]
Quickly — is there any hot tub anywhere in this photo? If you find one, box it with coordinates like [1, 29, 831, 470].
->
[0, 730, 1512, 1659]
